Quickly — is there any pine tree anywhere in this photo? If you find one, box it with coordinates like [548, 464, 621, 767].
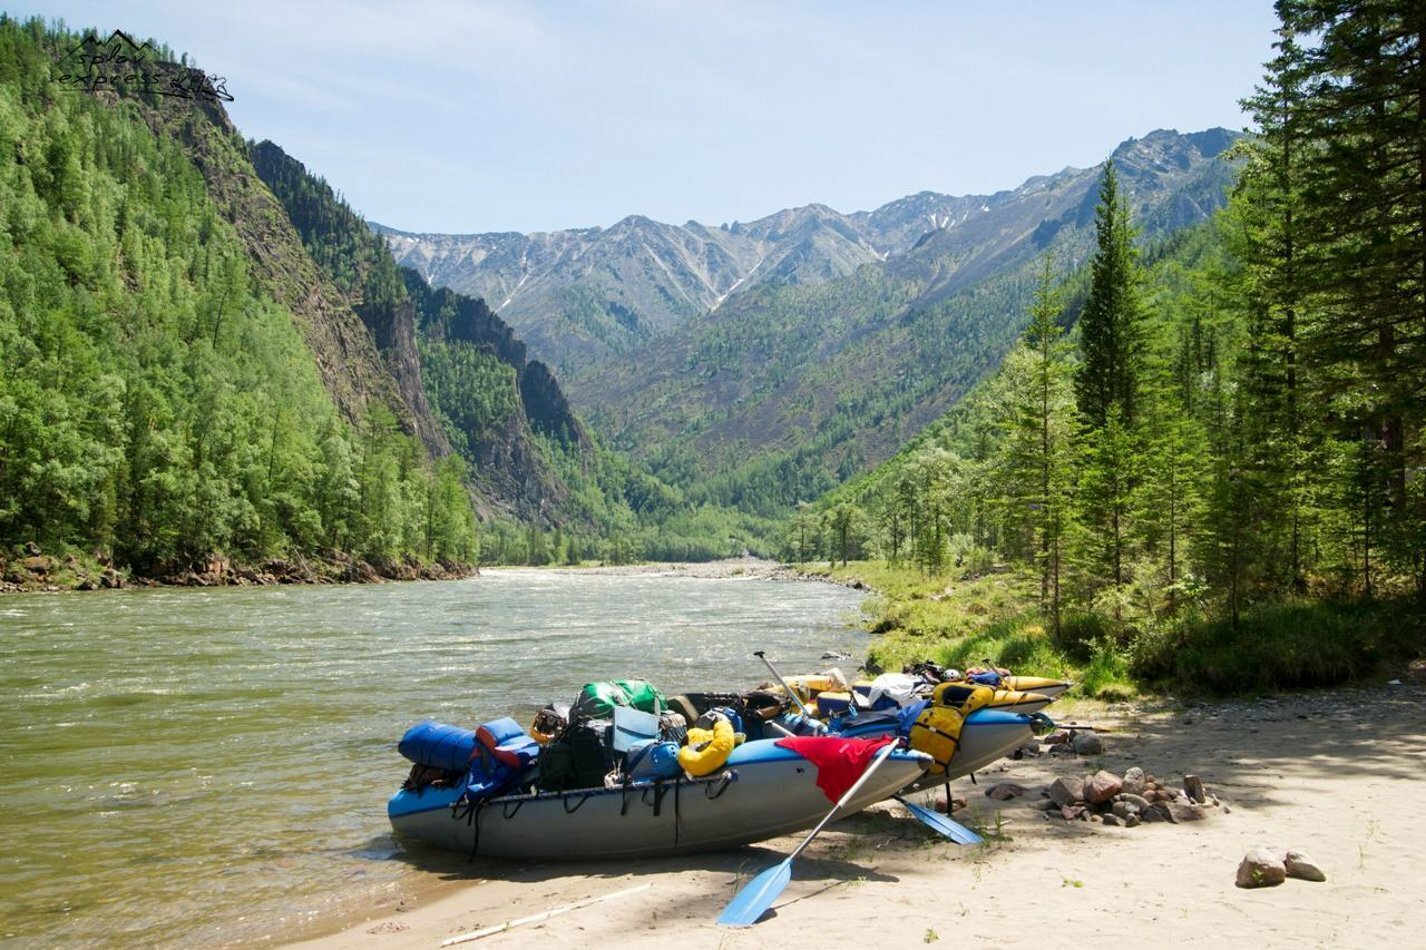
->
[993, 256, 1078, 632]
[1267, 0, 1426, 595]
[1075, 161, 1146, 429]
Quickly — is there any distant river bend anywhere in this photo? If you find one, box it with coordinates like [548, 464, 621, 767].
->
[0, 568, 865, 945]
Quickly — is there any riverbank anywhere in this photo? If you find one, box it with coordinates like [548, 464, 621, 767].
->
[0, 548, 475, 593]
[534, 556, 868, 586]
[291, 682, 1426, 948]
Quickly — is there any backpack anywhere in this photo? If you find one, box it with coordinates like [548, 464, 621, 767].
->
[537, 720, 613, 792]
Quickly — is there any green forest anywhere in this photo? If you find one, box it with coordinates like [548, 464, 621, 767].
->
[0, 19, 477, 583]
[789, 0, 1424, 691]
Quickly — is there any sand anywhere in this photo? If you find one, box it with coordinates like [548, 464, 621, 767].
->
[291, 684, 1426, 949]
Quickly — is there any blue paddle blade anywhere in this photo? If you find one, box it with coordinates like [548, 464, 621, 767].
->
[717, 860, 792, 928]
[896, 795, 984, 845]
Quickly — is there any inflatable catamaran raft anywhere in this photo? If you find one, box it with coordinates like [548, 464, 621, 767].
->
[388, 690, 932, 859]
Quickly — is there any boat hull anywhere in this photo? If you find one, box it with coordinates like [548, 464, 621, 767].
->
[389, 742, 930, 859]
[839, 708, 1033, 784]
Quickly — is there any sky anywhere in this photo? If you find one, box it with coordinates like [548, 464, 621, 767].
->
[13, 1, 1281, 234]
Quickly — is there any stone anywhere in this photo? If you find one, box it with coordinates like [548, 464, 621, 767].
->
[1016, 741, 1042, 757]
[1110, 800, 1139, 820]
[1084, 770, 1123, 805]
[1168, 801, 1208, 822]
[1060, 804, 1087, 821]
[1101, 812, 1124, 827]
[1030, 798, 1059, 812]
[1049, 775, 1086, 807]
[1071, 732, 1104, 755]
[1122, 766, 1146, 797]
[1184, 774, 1208, 804]
[986, 781, 1027, 801]
[1285, 850, 1326, 882]
[1237, 847, 1288, 888]
[1044, 731, 1071, 745]
[1125, 813, 1141, 828]
[1119, 793, 1151, 812]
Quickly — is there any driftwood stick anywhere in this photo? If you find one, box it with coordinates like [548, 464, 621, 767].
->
[440, 883, 652, 946]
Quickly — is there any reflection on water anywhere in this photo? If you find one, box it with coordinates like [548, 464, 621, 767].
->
[0, 569, 864, 945]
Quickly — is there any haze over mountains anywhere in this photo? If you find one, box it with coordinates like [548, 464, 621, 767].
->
[381, 128, 1240, 511]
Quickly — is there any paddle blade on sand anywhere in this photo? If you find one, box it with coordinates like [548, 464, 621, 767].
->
[717, 861, 792, 928]
[896, 795, 983, 845]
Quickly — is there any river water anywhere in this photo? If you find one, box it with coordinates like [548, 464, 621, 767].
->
[0, 569, 865, 946]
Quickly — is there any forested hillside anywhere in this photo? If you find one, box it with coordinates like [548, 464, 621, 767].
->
[0, 20, 480, 583]
[251, 141, 779, 563]
[574, 131, 1237, 519]
[792, 0, 1425, 691]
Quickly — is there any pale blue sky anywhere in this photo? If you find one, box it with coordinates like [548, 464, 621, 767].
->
[13, 1, 1280, 233]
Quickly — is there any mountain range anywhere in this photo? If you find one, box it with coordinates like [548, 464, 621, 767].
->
[381, 128, 1241, 513]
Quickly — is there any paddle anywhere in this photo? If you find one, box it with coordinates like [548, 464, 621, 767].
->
[717, 737, 901, 928]
[893, 794, 983, 845]
[753, 649, 825, 732]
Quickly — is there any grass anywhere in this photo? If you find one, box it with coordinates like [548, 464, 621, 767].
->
[1132, 597, 1425, 694]
[797, 561, 1134, 699]
[795, 560, 1425, 699]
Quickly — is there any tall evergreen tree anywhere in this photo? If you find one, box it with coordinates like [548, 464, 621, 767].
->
[993, 256, 1078, 632]
[1076, 161, 1147, 429]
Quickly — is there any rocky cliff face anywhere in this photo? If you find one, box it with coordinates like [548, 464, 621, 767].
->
[251, 141, 593, 524]
[133, 98, 423, 440]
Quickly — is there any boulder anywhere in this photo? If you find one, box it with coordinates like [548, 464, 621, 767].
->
[1071, 732, 1104, 755]
[1168, 801, 1208, 822]
[1110, 800, 1140, 820]
[21, 555, 51, 574]
[1049, 775, 1086, 807]
[1085, 770, 1123, 804]
[1285, 850, 1326, 882]
[1122, 766, 1146, 797]
[986, 781, 1027, 801]
[1119, 792, 1152, 812]
[1237, 847, 1288, 888]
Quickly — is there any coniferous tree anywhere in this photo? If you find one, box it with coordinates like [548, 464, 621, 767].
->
[1076, 161, 1147, 429]
[992, 256, 1078, 632]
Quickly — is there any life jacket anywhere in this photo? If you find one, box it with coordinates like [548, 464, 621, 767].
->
[463, 717, 540, 801]
[678, 715, 736, 776]
[908, 685, 994, 775]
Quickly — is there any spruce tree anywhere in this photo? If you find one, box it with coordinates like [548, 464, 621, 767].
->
[1075, 161, 1146, 429]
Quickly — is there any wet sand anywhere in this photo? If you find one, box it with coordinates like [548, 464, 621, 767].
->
[290, 683, 1426, 948]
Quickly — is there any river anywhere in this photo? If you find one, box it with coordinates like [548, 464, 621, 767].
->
[0, 568, 865, 946]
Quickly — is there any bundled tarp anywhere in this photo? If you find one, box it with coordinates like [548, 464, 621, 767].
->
[570, 679, 666, 720]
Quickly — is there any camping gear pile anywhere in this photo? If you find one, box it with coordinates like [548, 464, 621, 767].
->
[387, 656, 1072, 925]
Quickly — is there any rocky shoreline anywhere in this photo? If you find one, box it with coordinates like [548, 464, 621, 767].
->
[0, 545, 475, 594]
[546, 556, 870, 589]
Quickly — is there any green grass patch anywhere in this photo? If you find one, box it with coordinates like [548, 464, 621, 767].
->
[1132, 597, 1426, 694]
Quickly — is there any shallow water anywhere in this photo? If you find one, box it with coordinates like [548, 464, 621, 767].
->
[0, 569, 864, 946]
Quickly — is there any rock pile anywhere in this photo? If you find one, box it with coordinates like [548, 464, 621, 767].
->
[1021, 767, 1222, 826]
[1236, 847, 1326, 888]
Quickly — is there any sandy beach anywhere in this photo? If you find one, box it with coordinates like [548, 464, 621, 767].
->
[292, 682, 1426, 948]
